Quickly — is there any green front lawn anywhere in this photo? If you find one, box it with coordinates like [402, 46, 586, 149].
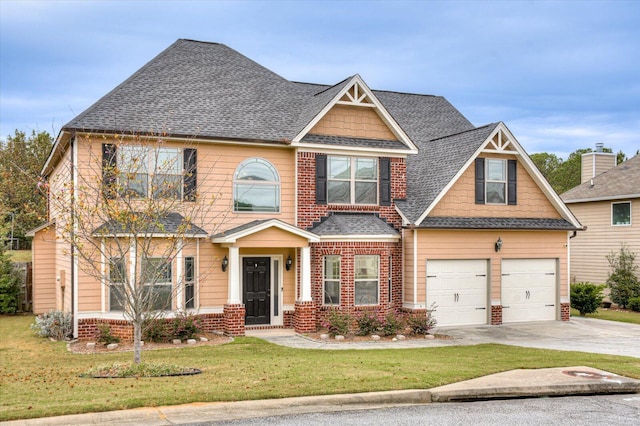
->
[571, 307, 640, 325]
[1, 315, 639, 421]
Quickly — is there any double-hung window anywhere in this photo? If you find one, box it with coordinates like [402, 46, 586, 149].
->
[117, 146, 182, 199]
[612, 202, 631, 226]
[354, 255, 379, 305]
[486, 159, 506, 204]
[328, 156, 377, 204]
[109, 258, 126, 311]
[142, 258, 173, 311]
[323, 255, 340, 305]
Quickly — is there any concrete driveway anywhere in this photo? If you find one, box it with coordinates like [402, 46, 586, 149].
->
[434, 317, 640, 358]
[254, 317, 640, 358]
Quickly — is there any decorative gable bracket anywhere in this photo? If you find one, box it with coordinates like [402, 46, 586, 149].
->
[482, 128, 518, 155]
[336, 81, 375, 107]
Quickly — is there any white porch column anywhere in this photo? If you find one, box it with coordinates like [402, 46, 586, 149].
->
[300, 246, 312, 302]
[227, 246, 241, 304]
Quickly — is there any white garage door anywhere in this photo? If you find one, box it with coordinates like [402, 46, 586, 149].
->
[426, 259, 488, 327]
[502, 259, 557, 323]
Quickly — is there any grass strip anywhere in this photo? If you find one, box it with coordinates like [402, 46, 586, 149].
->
[1, 315, 638, 421]
[571, 308, 640, 324]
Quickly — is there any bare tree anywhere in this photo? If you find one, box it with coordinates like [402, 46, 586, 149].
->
[44, 132, 228, 364]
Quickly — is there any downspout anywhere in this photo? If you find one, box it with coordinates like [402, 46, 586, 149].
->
[70, 133, 79, 338]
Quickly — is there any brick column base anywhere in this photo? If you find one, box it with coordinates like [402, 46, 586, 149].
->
[293, 301, 316, 333]
[491, 305, 503, 325]
[561, 302, 570, 321]
[223, 303, 246, 336]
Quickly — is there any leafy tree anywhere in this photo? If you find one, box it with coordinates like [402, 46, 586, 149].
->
[606, 245, 640, 309]
[570, 282, 605, 316]
[0, 244, 22, 314]
[44, 133, 225, 364]
[530, 152, 562, 180]
[0, 130, 53, 246]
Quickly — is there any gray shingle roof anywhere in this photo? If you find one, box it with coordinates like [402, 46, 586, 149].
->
[93, 212, 207, 236]
[418, 217, 580, 230]
[310, 214, 399, 236]
[209, 219, 270, 239]
[395, 124, 499, 224]
[300, 134, 410, 150]
[561, 154, 640, 203]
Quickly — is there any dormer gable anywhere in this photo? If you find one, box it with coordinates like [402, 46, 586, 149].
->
[293, 75, 418, 155]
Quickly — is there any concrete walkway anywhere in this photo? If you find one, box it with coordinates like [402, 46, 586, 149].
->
[249, 317, 640, 358]
[6, 318, 640, 425]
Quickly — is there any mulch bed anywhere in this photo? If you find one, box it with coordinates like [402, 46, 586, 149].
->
[68, 333, 232, 354]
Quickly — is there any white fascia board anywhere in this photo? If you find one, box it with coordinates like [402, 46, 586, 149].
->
[318, 234, 400, 243]
[41, 130, 69, 177]
[93, 232, 208, 239]
[394, 204, 411, 226]
[294, 144, 415, 156]
[211, 219, 320, 244]
[291, 75, 418, 152]
[563, 194, 640, 204]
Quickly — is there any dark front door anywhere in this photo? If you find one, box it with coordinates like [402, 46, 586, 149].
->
[243, 257, 270, 325]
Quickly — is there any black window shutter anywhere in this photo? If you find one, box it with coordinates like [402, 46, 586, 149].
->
[507, 159, 517, 205]
[183, 148, 197, 201]
[316, 154, 327, 205]
[475, 158, 485, 204]
[102, 143, 117, 199]
[379, 157, 391, 206]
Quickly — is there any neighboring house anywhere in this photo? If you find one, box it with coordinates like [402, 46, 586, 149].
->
[561, 150, 640, 285]
[29, 39, 582, 339]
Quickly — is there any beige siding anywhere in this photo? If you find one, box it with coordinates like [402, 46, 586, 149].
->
[234, 228, 310, 248]
[568, 199, 640, 284]
[197, 243, 228, 308]
[580, 152, 616, 184]
[309, 105, 397, 140]
[413, 230, 569, 304]
[430, 154, 561, 219]
[32, 226, 57, 314]
[402, 229, 415, 304]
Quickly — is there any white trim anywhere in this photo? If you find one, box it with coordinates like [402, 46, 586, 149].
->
[300, 247, 312, 302]
[322, 254, 341, 307]
[413, 229, 418, 306]
[93, 232, 208, 239]
[564, 194, 640, 203]
[414, 122, 583, 229]
[211, 219, 320, 244]
[176, 240, 184, 310]
[294, 144, 415, 156]
[72, 138, 79, 338]
[402, 302, 425, 310]
[228, 246, 241, 304]
[611, 201, 632, 226]
[100, 240, 106, 313]
[291, 75, 418, 153]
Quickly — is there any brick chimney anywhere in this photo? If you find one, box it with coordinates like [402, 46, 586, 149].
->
[581, 143, 616, 184]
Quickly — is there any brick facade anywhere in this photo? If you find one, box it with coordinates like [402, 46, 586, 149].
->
[296, 152, 406, 231]
[491, 305, 503, 325]
[293, 301, 316, 333]
[561, 302, 570, 321]
[223, 303, 246, 336]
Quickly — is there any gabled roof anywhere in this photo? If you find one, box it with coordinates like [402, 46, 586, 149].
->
[397, 122, 583, 230]
[92, 212, 208, 237]
[310, 213, 399, 241]
[561, 155, 640, 203]
[210, 219, 319, 243]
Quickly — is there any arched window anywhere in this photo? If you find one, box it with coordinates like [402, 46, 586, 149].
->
[233, 158, 280, 212]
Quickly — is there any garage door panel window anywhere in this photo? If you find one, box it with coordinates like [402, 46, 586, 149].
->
[355, 255, 379, 305]
[612, 202, 631, 226]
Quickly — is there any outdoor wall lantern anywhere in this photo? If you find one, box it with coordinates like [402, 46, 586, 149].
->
[495, 237, 503, 252]
[222, 255, 229, 272]
[286, 255, 293, 271]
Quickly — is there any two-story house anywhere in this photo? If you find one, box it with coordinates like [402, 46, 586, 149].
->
[29, 39, 582, 339]
[561, 148, 640, 286]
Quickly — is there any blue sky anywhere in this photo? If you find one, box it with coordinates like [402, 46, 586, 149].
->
[1, 0, 638, 159]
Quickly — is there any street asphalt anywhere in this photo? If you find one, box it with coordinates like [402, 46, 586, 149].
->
[4, 317, 640, 425]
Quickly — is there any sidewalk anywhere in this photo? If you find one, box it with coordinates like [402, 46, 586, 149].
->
[5, 366, 639, 425]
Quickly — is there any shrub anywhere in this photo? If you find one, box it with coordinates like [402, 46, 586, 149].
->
[171, 311, 202, 341]
[95, 323, 121, 345]
[142, 317, 171, 343]
[355, 310, 382, 336]
[381, 311, 405, 336]
[606, 245, 640, 309]
[0, 246, 21, 314]
[30, 310, 73, 340]
[629, 296, 640, 312]
[322, 310, 351, 336]
[406, 306, 437, 335]
[570, 282, 606, 316]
